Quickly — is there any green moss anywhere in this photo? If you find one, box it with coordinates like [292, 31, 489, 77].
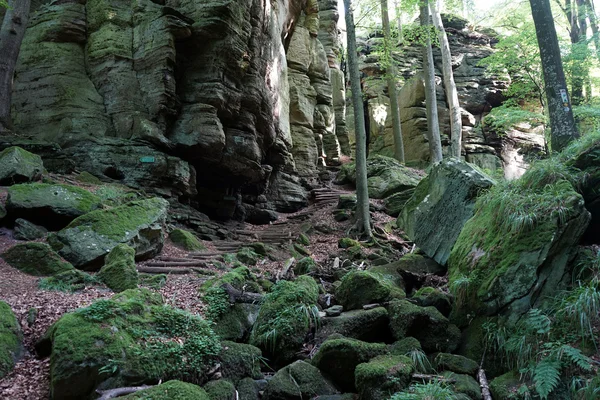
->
[94, 184, 141, 207]
[244, 242, 270, 256]
[441, 371, 482, 399]
[204, 379, 236, 400]
[318, 307, 391, 343]
[213, 304, 260, 342]
[336, 270, 405, 310]
[389, 337, 422, 356]
[295, 257, 317, 275]
[97, 244, 139, 293]
[489, 371, 523, 399]
[236, 377, 259, 400]
[298, 233, 310, 246]
[219, 341, 262, 382]
[236, 247, 260, 265]
[0, 146, 43, 184]
[312, 337, 388, 392]
[139, 273, 167, 289]
[2, 243, 73, 276]
[7, 182, 102, 215]
[355, 354, 414, 400]
[169, 229, 205, 252]
[264, 360, 337, 400]
[339, 237, 361, 249]
[434, 353, 479, 376]
[39, 270, 97, 292]
[123, 380, 209, 399]
[74, 171, 103, 185]
[0, 301, 21, 379]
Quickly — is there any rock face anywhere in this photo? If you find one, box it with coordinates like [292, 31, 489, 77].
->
[11, 0, 348, 219]
[398, 159, 495, 265]
[263, 360, 338, 400]
[0, 301, 22, 379]
[0, 147, 44, 185]
[97, 244, 139, 293]
[13, 218, 48, 241]
[49, 198, 169, 269]
[357, 15, 510, 169]
[2, 243, 74, 276]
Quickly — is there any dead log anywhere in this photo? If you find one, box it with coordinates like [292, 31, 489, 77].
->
[478, 369, 493, 400]
[137, 266, 214, 275]
[221, 283, 263, 304]
[96, 385, 152, 399]
[145, 261, 209, 268]
[411, 373, 456, 383]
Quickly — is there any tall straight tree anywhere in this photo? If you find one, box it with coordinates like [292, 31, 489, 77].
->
[430, 0, 462, 158]
[381, 0, 405, 163]
[0, 0, 31, 133]
[529, 0, 579, 151]
[344, 0, 372, 238]
[420, 0, 443, 163]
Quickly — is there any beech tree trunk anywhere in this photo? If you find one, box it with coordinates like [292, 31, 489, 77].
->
[430, 0, 462, 159]
[584, 0, 600, 63]
[394, 0, 403, 44]
[529, 0, 579, 151]
[344, 0, 372, 238]
[0, 0, 31, 133]
[381, 0, 405, 163]
[420, 0, 443, 164]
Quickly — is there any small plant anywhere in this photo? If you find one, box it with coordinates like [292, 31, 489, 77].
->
[204, 286, 230, 322]
[449, 274, 471, 308]
[390, 380, 468, 400]
[405, 348, 432, 374]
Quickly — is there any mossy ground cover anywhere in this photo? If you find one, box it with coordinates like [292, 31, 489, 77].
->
[7, 183, 101, 217]
[0, 301, 21, 379]
[122, 380, 209, 400]
[169, 229, 205, 251]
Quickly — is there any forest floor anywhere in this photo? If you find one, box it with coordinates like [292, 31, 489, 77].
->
[0, 177, 411, 400]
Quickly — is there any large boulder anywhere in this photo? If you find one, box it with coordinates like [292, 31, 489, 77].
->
[355, 355, 414, 400]
[169, 228, 205, 252]
[2, 243, 74, 276]
[49, 197, 169, 269]
[316, 307, 392, 344]
[398, 159, 495, 265]
[0, 146, 44, 185]
[97, 244, 139, 293]
[336, 155, 422, 199]
[36, 289, 221, 400]
[13, 218, 48, 241]
[122, 380, 210, 399]
[218, 341, 263, 383]
[263, 360, 337, 400]
[448, 160, 591, 325]
[335, 270, 405, 310]
[6, 183, 102, 229]
[0, 301, 22, 379]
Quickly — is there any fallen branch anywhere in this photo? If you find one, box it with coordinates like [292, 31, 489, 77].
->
[222, 283, 263, 304]
[412, 373, 456, 383]
[96, 385, 152, 399]
[478, 369, 493, 400]
[277, 257, 295, 281]
[137, 266, 214, 275]
[145, 261, 209, 267]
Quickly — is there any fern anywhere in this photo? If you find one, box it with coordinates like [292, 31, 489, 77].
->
[555, 345, 592, 372]
[533, 358, 561, 399]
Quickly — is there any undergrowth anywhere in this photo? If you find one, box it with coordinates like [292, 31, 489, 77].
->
[390, 380, 469, 400]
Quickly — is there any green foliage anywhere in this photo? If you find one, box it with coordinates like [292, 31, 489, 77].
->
[405, 348, 431, 373]
[573, 104, 600, 136]
[482, 105, 546, 135]
[204, 286, 230, 322]
[39, 270, 98, 292]
[390, 380, 467, 400]
[0, 0, 8, 8]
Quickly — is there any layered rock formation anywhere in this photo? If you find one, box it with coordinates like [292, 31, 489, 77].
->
[10, 0, 347, 220]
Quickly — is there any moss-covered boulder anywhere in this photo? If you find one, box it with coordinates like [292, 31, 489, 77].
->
[219, 341, 263, 383]
[169, 229, 205, 251]
[442, 371, 482, 399]
[337, 194, 357, 209]
[434, 353, 479, 376]
[336, 155, 422, 199]
[6, 183, 102, 229]
[312, 337, 387, 392]
[412, 287, 453, 317]
[38, 289, 221, 399]
[387, 253, 446, 276]
[204, 379, 236, 400]
[13, 218, 48, 241]
[448, 160, 591, 325]
[213, 304, 260, 342]
[236, 247, 261, 265]
[39, 269, 97, 292]
[355, 354, 414, 400]
[338, 237, 361, 249]
[316, 307, 392, 344]
[0, 301, 22, 379]
[122, 380, 210, 399]
[263, 360, 338, 400]
[383, 189, 415, 217]
[49, 197, 169, 269]
[0, 146, 44, 185]
[398, 159, 495, 265]
[97, 244, 139, 293]
[388, 337, 422, 356]
[388, 300, 460, 353]
[294, 257, 317, 275]
[489, 371, 522, 399]
[2, 243, 74, 276]
[249, 276, 319, 366]
[336, 270, 405, 310]
[236, 378, 260, 400]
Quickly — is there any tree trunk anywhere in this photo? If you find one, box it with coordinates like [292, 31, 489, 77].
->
[394, 0, 403, 44]
[0, 0, 31, 133]
[344, 0, 372, 238]
[530, 0, 579, 151]
[565, 0, 585, 104]
[381, 0, 405, 163]
[430, 0, 462, 159]
[420, 0, 443, 164]
[584, 0, 600, 63]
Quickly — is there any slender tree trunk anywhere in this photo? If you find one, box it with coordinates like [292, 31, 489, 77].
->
[431, 0, 462, 159]
[529, 0, 579, 151]
[394, 0, 403, 44]
[381, 0, 405, 163]
[584, 0, 600, 63]
[344, 0, 372, 238]
[420, 0, 443, 164]
[0, 0, 31, 133]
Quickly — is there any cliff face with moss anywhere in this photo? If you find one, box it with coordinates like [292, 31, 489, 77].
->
[8, 0, 348, 218]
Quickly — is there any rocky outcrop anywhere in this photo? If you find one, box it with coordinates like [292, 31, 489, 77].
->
[11, 0, 348, 220]
[2, 243, 74, 276]
[0, 147, 44, 185]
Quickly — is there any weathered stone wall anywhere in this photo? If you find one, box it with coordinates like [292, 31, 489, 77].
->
[10, 0, 346, 219]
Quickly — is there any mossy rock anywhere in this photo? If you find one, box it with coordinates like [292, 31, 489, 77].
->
[49, 197, 169, 269]
[204, 379, 236, 400]
[0, 301, 22, 379]
[97, 244, 139, 293]
[0, 146, 44, 185]
[336, 270, 405, 310]
[442, 371, 482, 399]
[355, 354, 414, 400]
[489, 371, 522, 399]
[388, 300, 460, 353]
[338, 237, 361, 249]
[219, 341, 263, 383]
[383, 189, 415, 217]
[245, 242, 270, 256]
[317, 307, 392, 344]
[2, 243, 74, 276]
[39, 269, 97, 292]
[294, 257, 317, 275]
[297, 233, 310, 246]
[122, 380, 210, 399]
[38, 289, 221, 399]
[236, 377, 259, 400]
[387, 253, 446, 276]
[139, 273, 167, 289]
[169, 229, 205, 251]
[388, 337, 422, 356]
[337, 194, 357, 210]
[74, 171, 102, 185]
[236, 247, 260, 265]
[367, 264, 405, 290]
[13, 218, 48, 241]
[434, 353, 479, 376]
[412, 287, 453, 317]
[213, 304, 261, 342]
[6, 183, 102, 229]
[263, 360, 337, 400]
[312, 337, 388, 392]
[249, 276, 319, 367]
